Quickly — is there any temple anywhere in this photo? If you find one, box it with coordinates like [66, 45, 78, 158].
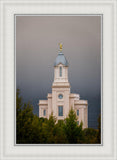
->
[39, 44, 88, 128]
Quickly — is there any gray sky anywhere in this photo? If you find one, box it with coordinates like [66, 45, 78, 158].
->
[16, 15, 101, 128]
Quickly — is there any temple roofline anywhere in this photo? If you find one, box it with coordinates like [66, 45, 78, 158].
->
[74, 100, 88, 105]
[39, 100, 48, 105]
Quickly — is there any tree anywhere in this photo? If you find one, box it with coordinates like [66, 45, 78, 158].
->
[83, 128, 98, 144]
[64, 108, 84, 143]
[54, 120, 68, 144]
[30, 115, 43, 143]
[97, 114, 101, 143]
[41, 114, 56, 143]
[16, 89, 34, 143]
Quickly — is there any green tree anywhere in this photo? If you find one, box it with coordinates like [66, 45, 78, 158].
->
[16, 89, 34, 143]
[54, 120, 68, 144]
[83, 128, 98, 144]
[64, 108, 84, 143]
[41, 114, 56, 143]
[97, 114, 101, 143]
[30, 115, 45, 143]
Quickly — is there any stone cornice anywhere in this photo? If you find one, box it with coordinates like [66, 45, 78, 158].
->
[69, 93, 80, 98]
[74, 100, 88, 105]
[39, 100, 48, 105]
[52, 82, 70, 88]
[52, 85, 70, 88]
[47, 93, 52, 98]
[75, 105, 87, 109]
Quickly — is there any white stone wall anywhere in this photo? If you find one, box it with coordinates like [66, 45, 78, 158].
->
[39, 100, 48, 118]
[51, 87, 70, 120]
[39, 62, 88, 128]
[39, 95, 88, 128]
[54, 64, 68, 83]
[74, 104, 88, 128]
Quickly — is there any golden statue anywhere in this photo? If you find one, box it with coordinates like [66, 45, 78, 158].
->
[59, 43, 63, 51]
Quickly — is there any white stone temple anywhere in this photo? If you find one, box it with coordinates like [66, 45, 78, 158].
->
[39, 44, 88, 128]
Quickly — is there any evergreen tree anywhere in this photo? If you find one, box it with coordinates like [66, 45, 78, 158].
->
[97, 114, 101, 143]
[41, 114, 56, 143]
[16, 89, 34, 143]
[54, 120, 68, 144]
[83, 128, 98, 144]
[64, 108, 84, 143]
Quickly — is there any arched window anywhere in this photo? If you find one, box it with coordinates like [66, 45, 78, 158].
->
[58, 106, 63, 116]
[43, 109, 46, 116]
[59, 66, 62, 77]
[77, 110, 79, 116]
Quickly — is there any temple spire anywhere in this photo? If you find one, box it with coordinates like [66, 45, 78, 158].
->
[54, 43, 68, 67]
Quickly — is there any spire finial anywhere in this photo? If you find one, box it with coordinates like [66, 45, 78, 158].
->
[59, 43, 63, 51]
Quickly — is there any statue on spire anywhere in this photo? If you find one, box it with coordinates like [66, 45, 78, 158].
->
[59, 43, 63, 51]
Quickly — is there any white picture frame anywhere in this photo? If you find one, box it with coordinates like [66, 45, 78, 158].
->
[0, 0, 117, 160]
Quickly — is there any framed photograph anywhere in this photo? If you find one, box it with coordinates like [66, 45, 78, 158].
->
[15, 14, 102, 146]
[0, 0, 117, 160]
